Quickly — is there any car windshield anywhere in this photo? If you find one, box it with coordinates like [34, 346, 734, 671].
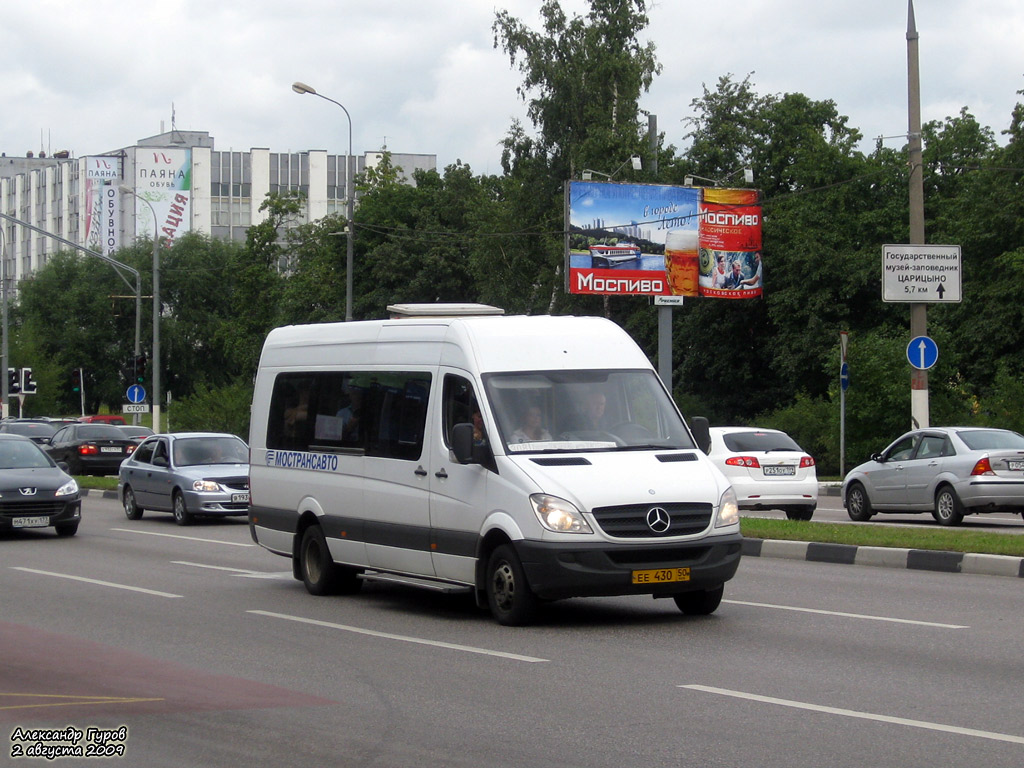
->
[0, 440, 54, 469]
[722, 431, 802, 452]
[173, 436, 249, 466]
[956, 429, 1024, 451]
[78, 425, 128, 440]
[483, 369, 695, 454]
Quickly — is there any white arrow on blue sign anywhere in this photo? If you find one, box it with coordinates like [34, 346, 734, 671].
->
[126, 384, 147, 404]
[840, 361, 850, 391]
[907, 336, 938, 370]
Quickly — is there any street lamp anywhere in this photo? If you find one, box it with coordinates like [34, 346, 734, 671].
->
[292, 81, 354, 322]
[582, 155, 642, 181]
[119, 186, 162, 433]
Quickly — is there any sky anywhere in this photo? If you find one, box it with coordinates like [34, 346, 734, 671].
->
[3, 1, 1023, 176]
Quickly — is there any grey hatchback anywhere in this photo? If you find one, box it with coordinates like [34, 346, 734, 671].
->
[118, 432, 250, 525]
[842, 426, 1024, 526]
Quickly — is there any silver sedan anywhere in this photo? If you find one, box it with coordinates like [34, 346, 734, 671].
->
[842, 426, 1024, 526]
[118, 432, 250, 525]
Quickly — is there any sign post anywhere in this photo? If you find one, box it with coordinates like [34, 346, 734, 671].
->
[839, 331, 848, 477]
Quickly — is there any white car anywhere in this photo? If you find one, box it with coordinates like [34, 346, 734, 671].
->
[706, 427, 818, 520]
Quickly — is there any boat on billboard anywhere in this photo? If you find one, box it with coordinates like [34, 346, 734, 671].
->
[566, 181, 762, 299]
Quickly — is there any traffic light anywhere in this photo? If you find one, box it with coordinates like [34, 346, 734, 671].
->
[8, 368, 20, 395]
[71, 367, 82, 393]
[20, 368, 36, 395]
[133, 354, 147, 384]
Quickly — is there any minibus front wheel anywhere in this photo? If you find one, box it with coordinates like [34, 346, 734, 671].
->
[300, 525, 362, 596]
[486, 544, 538, 626]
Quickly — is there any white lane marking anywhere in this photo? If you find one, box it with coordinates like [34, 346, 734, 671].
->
[248, 609, 548, 663]
[723, 599, 968, 629]
[681, 685, 1024, 745]
[172, 561, 259, 574]
[111, 528, 254, 547]
[10, 567, 181, 598]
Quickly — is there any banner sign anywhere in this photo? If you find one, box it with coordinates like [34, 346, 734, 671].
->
[134, 148, 192, 245]
[84, 156, 120, 255]
[566, 181, 762, 299]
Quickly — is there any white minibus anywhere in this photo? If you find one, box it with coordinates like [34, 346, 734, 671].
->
[248, 305, 741, 624]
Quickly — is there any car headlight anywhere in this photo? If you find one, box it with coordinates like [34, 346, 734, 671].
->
[56, 478, 79, 497]
[715, 487, 739, 528]
[192, 480, 223, 492]
[530, 494, 593, 534]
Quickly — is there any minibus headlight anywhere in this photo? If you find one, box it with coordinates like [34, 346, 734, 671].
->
[530, 494, 593, 534]
[715, 487, 739, 528]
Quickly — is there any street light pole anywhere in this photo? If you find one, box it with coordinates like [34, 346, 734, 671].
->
[119, 187, 162, 433]
[292, 81, 354, 321]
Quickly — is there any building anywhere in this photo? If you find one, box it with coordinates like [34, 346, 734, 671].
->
[0, 130, 435, 287]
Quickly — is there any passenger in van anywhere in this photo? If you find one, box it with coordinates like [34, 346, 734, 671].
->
[471, 409, 487, 445]
[510, 405, 552, 444]
[336, 388, 363, 441]
[578, 390, 608, 431]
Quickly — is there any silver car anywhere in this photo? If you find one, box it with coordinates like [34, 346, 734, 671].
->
[842, 426, 1024, 526]
[118, 432, 250, 525]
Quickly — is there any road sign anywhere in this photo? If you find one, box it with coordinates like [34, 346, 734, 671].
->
[126, 384, 147, 404]
[882, 244, 961, 303]
[840, 362, 850, 391]
[124, 403, 150, 414]
[907, 336, 939, 370]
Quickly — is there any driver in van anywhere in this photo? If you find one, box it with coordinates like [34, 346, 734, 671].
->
[578, 390, 608, 431]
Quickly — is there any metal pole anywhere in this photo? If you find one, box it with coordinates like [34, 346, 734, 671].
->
[1, 227, 7, 419]
[292, 82, 355, 321]
[907, 0, 928, 428]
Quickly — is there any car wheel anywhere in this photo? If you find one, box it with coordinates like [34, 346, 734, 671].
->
[300, 525, 343, 596]
[933, 486, 964, 526]
[784, 505, 815, 521]
[172, 492, 193, 526]
[55, 522, 79, 537]
[123, 486, 144, 520]
[846, 482, 874, 522]
[673, 584, 724, 615]
[486, 543, 538, 626]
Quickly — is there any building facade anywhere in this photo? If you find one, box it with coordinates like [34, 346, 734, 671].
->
[0, 130, 435, 287]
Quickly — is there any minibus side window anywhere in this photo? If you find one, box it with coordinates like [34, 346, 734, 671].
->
[442, 375, 484, 448]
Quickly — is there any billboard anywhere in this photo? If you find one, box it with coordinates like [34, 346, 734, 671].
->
[566, 181, 762, 299]
[84, 156, 120, 255]
[134, 148, 192, 245]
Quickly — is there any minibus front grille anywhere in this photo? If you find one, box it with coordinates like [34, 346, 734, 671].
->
[590, 503, 713, 538]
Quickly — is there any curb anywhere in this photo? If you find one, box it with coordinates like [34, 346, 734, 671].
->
[81, 489, 120, 500]
[741, 537, 1024, 579]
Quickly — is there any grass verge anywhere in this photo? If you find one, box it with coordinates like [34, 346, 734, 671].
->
[741, 518, 1024, 558]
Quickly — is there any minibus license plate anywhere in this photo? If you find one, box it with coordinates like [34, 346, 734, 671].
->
[231, 493, 250, 503]
[13, 516, 49, 528]
[632, 567, 690, 584]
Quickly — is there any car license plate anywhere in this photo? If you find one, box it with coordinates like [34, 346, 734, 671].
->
[1008, 460, 1024, 471]
[231, 493, 250, 503]
[100, 446, 122, 453]
[12, 516, 49, 528]
[632, 567, 690, 584]
[763, 465, 796, 476]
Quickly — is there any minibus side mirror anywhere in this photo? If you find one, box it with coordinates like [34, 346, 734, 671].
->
[452, 423, 476, 464]
[690, 416, 711, 454]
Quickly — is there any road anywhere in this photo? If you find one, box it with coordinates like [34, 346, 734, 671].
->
[2, 494, 1022, 767]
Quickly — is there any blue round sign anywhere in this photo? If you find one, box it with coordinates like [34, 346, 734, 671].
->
[126, 384, 147, 404]
[907, 336, 938, 370]
[840, 362, 850, 391]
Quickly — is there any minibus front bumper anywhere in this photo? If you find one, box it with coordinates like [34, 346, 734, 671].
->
[514, 533, 743, 600]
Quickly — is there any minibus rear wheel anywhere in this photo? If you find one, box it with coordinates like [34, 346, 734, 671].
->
[486, 544, 538, 626]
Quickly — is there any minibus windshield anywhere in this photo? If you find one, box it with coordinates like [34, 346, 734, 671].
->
[483, 369, 697, 453]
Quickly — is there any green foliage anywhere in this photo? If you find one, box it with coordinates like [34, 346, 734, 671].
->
[169, 380, 253, 439]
